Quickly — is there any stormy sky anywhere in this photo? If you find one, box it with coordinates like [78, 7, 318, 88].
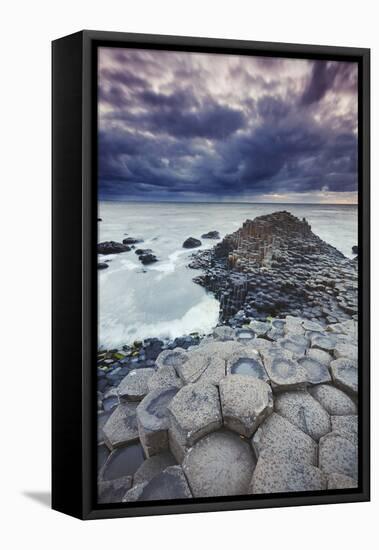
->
[98, 47, 358, 204]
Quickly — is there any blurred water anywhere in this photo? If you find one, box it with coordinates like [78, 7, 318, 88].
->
[98, 201, 357, 348]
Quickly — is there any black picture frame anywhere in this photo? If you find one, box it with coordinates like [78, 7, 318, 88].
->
[52, 30, 370, 520]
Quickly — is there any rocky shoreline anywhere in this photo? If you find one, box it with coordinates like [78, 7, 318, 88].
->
[97, 211, 359, 503]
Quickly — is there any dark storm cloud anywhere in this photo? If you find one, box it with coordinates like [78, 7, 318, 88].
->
[98, 49, 358, 202]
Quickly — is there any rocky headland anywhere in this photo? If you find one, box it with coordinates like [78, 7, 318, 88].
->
[97, 211, 359, 503]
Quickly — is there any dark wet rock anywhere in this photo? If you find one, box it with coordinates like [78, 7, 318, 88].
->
[123, 237, 143, 245]
[182, 430, 255, 497]
[183, 237, 202, 249]
[219, 375, 273, 437]
[98, 262, 109, 270]
[97, 218, 102, 222]
[144, 338, 163, 361]
[274, 390, 331, 441]
[98, 241, 130, 254]
[352, 245, 358, 255]
[137, 387, 179, 457]
[98, 475, 132, 504]
[130, 465, 192, 501]
[99, 442, 145, 483]
[139, 252, 158, 265]
[201, 231, 220, 239]
[250, 456, 326, 494]
[135, 248, 152, 256]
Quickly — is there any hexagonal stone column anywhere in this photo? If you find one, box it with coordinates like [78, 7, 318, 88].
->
[137, 387, 179, 457]
[102, 402, 139, 449]
[309, 384, 357, 415]
[118, 368, 155, 401]
[250, 456, 327, 494]
[274, 391, 331, 441]
[298, 356, 331, 385]
[261, 348, 308, 391]
[156, 348, 189, 370]
[167, 382, 222, 462]
[330, 358, 358, 395]
[319, 431, 358, 480]
[226, 348, 269, 382]
[252, 412, 317, 466]
[219, 375, 273, 437]
[175, 353, 226, 385]
[182, 430, 255, 497]
[331, 415, 358, 445]
[327, 472, 357, 489]
[147, 365, 183, 392]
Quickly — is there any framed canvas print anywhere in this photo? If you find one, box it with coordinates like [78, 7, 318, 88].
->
[52, 30, 370, 520]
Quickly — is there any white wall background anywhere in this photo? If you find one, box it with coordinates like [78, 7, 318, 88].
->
[1, 0, 376, 547]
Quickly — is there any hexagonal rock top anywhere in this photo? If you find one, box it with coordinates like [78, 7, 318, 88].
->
[298, 356, 331, 385]
[274, 391, 331, 441]
[147, 365, 183, 393]
[137, 387, 179, 457]
[310, 334, 337, 353]
[226, 349, 269, 382]
[327, 472, 357, 489]
[182, 430, 255, 497]
[319, 432, 358, 480]
[219, 375, 273, 437]
[261, 349, 308, 391]
[167, 382, 222, 462]
[155, 348, 189, 370]
[330, 358, 358, 395]
[309, 384, 357, 415]
[334, 343, 358, 361]
[277, 335, 308, 357]
[118, 368, 155, 401]
[331, 415, 358, 445]
[250, 456, 327, 494]
[305, 347, 333, 367]
[175, 353, 226, 385]
[102, 402, 139, 449]
[252, 412, 317, 466]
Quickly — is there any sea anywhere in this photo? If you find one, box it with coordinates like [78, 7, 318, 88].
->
[98, 201, 358, 349]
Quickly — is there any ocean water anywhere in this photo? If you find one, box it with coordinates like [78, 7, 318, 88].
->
[98, 201, 357, 348]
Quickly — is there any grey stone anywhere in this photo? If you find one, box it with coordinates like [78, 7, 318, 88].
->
[310, 384, 357, 415]
[182, 430, 255, 497]
[252, 412, 317, 466]
[167, 382, 222, 462]
[331, 415, 358, 445]
[195, 339, 246, 359]
[226, 348, 268, 381]
[311, 334, 337, 353]
[118, 368, 155, 401]
[306, 347, 333, 367]
[147, 365, 183, 392]
[135, 465, 192, 500]
[330, 358, 358, 395]
[213, 326, 235, 341]
[262, 348, 308, 391]
[98, 410, 111, 444]
[175, 353, 226, 385]
[137, 387, 178, 457]
[250, 456, 327, 494]
[327, 472, 358, 489]
[99, 443, 145, 482]
[274, 391, 331, 441]
[334, 343, 358, 361]
[277, 335, 308, 357]
[284, 316, 305, 336]
[156, 348, 189, 370]
[302, 320, 325, 332]
[133, 451, 177, 486]
[98, 476, 132, 504]
[319, 432, 358, 480]
[298, 356, 332, 385]
[249, 320, 271, 337]
[122, 482, 148, 502]
[103, 402, 139, 449]
[219, 375, 273, 437]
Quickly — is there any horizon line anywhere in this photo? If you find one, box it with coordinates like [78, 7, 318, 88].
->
[98, 198, 358, 206]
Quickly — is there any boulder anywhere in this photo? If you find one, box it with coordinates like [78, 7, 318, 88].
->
[309, 384, 357, 415]
[327, 472, 358, 489]
[182, 237, 202, 249]
[167, 382, 222, 462]
[274, 391, 331, 441]
[137, 387, 179, 457]
[201, 231, 220, 239]
[331, 415, 358, 445]
[298, 356, 332, 385]
[250, 456, 327, 494]
[117, 368, 155, 401]
[182, 430, 255, 497]
[330, 358, 358, 395]
[147, 365, 183, 392]
[98, 241, 131, 255]
[252, 412, 317, 466]
[139, 252, 158, 265]
[122, 237, 143, 245]
[102, 402, 139, 449]
[319, 432, 358, 480]
[219, 375, 273, 437]
[352, 245, 358, 255]
[98, 262, 109, 270]
[133, 451, 177, 486]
